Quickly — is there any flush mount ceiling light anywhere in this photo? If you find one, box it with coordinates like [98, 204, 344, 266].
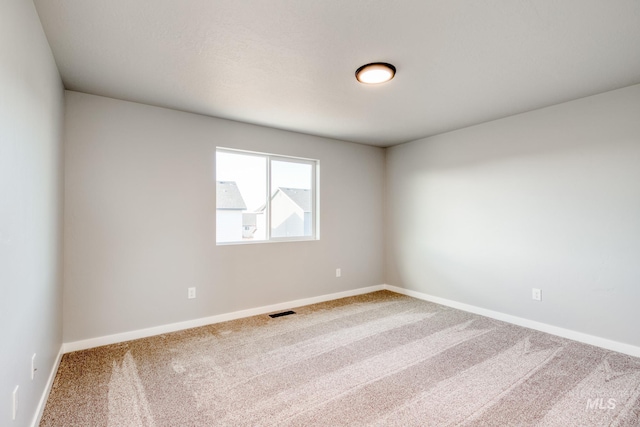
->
[355, 62, 396, 84]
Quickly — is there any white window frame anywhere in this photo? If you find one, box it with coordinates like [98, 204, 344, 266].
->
[216, 147, 319, 245]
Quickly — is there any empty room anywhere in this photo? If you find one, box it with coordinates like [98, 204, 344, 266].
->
[2, 0, 640, 426]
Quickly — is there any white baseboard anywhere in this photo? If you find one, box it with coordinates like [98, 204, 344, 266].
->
[31, 344, 63, 427]
[62, 284, 386, 353]
[383, 284, 640, 358]
[62, 283, 640, 359]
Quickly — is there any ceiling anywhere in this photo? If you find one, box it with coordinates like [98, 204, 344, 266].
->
[34, 0, 640, 147]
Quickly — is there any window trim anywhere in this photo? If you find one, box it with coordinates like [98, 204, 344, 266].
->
[216, 147, 319, 245]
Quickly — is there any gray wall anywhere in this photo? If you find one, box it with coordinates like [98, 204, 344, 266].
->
[0, 0, 64, 425]
[63, 91, 385, 342]
[387, 84, 640, 347]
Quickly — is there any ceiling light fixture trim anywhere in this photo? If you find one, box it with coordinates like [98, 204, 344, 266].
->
[355, 62, 396, 84]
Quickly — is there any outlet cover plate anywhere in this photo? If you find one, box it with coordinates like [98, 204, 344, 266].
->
[12, 385, 18, 420]
[31, 353, 36, 380]
[532, 288, 542, 301]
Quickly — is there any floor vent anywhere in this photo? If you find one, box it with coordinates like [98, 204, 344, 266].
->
[269, 310, 296, 318]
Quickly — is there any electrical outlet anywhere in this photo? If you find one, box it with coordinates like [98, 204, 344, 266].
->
[31, 353, 37, 380]
[336, 268, 341, 278]
[12, 385, 18, 420]
[188, 287, 196, 299]
[532, 288, 542, 301]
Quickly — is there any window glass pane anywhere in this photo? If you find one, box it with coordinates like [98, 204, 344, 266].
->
[216, 151, 267, 243]
[270, 160, 313, 238]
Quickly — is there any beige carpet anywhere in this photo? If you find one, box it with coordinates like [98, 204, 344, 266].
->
[41, 291, 640, 426]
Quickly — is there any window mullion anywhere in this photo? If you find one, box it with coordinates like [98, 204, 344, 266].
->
[266, 156, 271, 241]
[311, 162, 316, 238]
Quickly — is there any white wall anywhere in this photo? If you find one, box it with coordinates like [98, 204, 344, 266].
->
[63, 91, 385, 343]
[216, 210, 243, 242]
[0, 1, 64, 425]
[387, 84, 640, 347]
[271, 193, 304, 238]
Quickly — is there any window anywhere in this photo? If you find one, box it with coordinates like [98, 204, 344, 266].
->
[216, 148, 318, 244]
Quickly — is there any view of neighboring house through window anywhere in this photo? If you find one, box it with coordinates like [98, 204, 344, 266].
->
[216, 148, 318, 244]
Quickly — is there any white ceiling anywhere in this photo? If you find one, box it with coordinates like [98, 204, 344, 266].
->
[34, 0, 640, 147]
